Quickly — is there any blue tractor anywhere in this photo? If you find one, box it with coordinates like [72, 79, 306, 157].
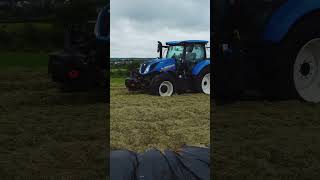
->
[125, 40, 210, 96]
[213, 0, 320, 103]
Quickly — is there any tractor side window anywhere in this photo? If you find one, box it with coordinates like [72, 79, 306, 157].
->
[185, 44, 205, 62]
[193, 44, 205, 60]
[163, 48, 168, 58]
[166, 46, 184, 59]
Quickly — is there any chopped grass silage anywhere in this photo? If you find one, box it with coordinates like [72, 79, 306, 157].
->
[213, 100, 320, 179]
[110, 78, 210, 152]
[0, 54, 107, 179]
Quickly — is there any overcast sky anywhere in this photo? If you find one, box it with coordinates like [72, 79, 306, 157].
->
[110, 0, 210, 58]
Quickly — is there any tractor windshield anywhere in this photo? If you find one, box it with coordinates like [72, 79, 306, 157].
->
[166, 46, 184, 59]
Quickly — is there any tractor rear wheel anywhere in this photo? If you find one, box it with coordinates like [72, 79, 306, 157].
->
[150, 74, 175, 96]
[263, 14, 320, 103]
[196, 67, 210, 95]
[293, 38, 320, 103]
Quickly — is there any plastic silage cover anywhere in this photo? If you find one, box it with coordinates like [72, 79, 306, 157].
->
[110, 146, 210, 180]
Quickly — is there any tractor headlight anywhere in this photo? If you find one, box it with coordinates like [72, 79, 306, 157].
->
[139, 63, 147, 74]
[139, 62, 159, 74]
[144, 65, 151, 74]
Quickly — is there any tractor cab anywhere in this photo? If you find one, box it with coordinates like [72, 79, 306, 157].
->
[125, 40, 210, 96]
[158, 40, 209, 77]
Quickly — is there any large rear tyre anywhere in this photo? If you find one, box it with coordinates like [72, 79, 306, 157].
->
[293, 38, 320, 103]
[264, 14, 320, 103]
[150, 74, 175, 96]
[196, 67, 210, 95]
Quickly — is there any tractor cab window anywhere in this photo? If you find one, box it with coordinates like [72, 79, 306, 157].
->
[166, 46, 184, 60]
[185, 44, 205, 62]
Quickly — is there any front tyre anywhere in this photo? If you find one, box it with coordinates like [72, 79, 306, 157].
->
[150, 74, 175, 96]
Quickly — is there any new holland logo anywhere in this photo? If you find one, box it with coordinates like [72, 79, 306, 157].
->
[160, 64, 175, 72]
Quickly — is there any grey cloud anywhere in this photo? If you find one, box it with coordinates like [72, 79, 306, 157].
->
[111, 0, 210, 57]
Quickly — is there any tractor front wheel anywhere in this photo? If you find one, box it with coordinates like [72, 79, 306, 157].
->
[150, 74, 175, 96]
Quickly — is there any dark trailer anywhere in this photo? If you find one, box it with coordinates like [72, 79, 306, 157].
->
[48, 5, 109, 91]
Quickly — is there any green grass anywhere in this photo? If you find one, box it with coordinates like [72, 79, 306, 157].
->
[110, 68, 129, 78]
[0, 51, 49, 68]
[213, 100, 320, 179]
[110, 78, 210, 152]
[1, 23, 54, 33]
[110, 68, 127, 73]
[110, 77, 125, 87]
[0, 23, 63, 51]
[0, 52, 107, 179]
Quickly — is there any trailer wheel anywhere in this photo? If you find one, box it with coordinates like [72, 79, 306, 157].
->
[150, 74, 175, 96]
[196, 67, 210, 95]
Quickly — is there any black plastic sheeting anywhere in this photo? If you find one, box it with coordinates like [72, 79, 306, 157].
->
[110, 146, 210, 180]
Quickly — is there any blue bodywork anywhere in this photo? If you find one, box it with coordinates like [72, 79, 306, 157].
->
[140, 58, 176, 75]
[263, 0, 320, 43]
[141, 58, 210, 76]
[166, 40, 209, 46]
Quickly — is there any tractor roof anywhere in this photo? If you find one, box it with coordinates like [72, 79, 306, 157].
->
[166, 40, 208, 46]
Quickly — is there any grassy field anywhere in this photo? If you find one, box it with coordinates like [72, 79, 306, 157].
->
[110, 68, 129, 78]
[0, 23, 63, 51]
[0, 52, 48, 67]
[110, 77, 210, 152]
[0, 52, 107, 179]
[213, 100, 320, 179]
[1, 23, 54, 34]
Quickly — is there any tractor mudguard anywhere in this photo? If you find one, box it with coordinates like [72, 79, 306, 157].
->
[263, 0, 320, 43]
[192, 59, 210, 76]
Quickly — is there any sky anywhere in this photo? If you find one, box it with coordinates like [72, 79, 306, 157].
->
[110, 0, 210, 58]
